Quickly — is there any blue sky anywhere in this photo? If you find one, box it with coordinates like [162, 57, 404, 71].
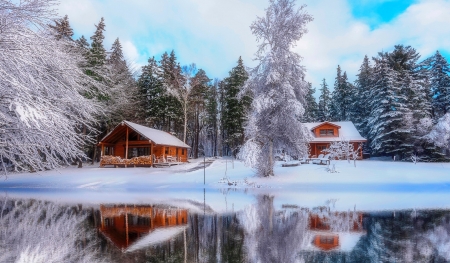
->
[58, 0, 450, 90]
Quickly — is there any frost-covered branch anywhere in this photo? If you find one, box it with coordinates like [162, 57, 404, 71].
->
[0, 0, 102, 175]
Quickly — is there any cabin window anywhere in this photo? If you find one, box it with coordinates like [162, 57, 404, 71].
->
[165, 147, 169, 154]
[104, 218, 114, 227]
[182, 149, 185, 155]
[104, 147, 114, 155]
[128, 147, 150, 158]
[320, 236, 335, 244]
[319, 129, 334, 136]
[317, 145, 327, 152]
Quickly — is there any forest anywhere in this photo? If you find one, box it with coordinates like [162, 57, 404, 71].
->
[1, 0, 449, 175]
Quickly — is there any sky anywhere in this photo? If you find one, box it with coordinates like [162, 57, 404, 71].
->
[58, 0, 450, 91]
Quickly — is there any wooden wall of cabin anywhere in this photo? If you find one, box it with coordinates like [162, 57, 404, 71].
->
[313, 124, 340, 137]
[153, 146, 188, 162]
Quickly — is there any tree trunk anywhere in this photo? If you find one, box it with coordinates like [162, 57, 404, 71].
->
[183, 101, 187, 143]
[267, 139, 274, 177]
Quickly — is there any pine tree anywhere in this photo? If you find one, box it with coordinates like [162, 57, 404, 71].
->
[367, 56, 407, 157]
[330, 66, 353, 121]
[318, 78, 331, 122]
[138, 56, 182, 132]
[49, 15, 74, 40]
[352, 55, 372, 138]
[427, 51, 450, 119]
[221, 57, 250, 156]
[89, 17, 107, 67]
[302, 82, 318, 122]
[106, 38, 137, 127]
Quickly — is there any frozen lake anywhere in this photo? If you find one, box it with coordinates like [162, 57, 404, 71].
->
[1, 159, 450, 262]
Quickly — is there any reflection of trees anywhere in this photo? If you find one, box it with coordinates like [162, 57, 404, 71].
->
[0, 198, 104, 263]
[240, 195, 309, 263]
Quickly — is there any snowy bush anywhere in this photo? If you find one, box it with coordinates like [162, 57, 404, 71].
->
[322, 140, 361, 169]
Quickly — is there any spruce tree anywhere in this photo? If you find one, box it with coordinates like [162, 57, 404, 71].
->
[427, 51, 450, 119]
[302, 82, 318, 122]
[352, 55, 372, 138]
[138, 56, 182, 132]
[317, 78, 331, 121]
[330, 66, 353, 121]
[50, 15, 74, 40]
[367, 56, 406, 157]
[221, 57, 250, 156]
[89, 17, 107, 67]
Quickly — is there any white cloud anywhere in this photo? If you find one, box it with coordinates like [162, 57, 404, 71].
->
[56, 0, 450, 92]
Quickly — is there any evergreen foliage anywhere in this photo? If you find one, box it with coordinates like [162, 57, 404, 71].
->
[302, 83, 319, 122]
[317, 78, 331, 122]
[49, 14, 73, 40]
[221, 57, 250, 156]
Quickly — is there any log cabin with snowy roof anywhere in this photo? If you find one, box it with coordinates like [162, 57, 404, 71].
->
[303, 121, 367, 159]
[98, 121, 190, 167]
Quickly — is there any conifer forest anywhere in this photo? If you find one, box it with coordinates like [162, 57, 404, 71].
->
[1, 0, 450, 175]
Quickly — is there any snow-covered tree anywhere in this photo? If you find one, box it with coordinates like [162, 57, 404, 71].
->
[330, 67, 354, 121]
[0, 0, 101, 175]
[318, 78, 331, 122]
[425, 51, 450, 119]
[367, 55, 407, 156]
[352, 55, 372, 138]
[239, 0, 313, 177]
[221, 57, 251, 156]
[49, 14, 73, 40]
[302, 82, 319, 122]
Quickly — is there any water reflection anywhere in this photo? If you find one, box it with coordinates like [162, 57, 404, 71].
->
[99, 205, 188, 253]
[2, 195, 450, 262]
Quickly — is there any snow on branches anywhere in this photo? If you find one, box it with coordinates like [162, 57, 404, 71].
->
[238, 0, 313, 177]
[0, 0, 102, 175]
[322, 140, 361, 170]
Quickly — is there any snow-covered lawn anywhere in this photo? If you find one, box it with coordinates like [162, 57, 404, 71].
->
[1, 158, 450, 212]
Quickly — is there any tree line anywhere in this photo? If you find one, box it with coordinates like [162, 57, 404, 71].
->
[303, 45, 450, 161]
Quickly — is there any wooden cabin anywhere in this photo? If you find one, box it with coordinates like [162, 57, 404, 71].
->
[98, 121, 190, 167]
[99, 204, 188, 251]
[303, 121, 367, 159]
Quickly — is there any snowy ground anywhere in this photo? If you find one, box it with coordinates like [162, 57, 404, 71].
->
[1, 157, 450, 212]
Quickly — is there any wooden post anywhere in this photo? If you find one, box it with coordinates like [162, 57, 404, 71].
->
[125, 126, 129, 160]
[101, 143, 104, 157]
[125, 205, 129, 247]
[150, 142, 153, 167]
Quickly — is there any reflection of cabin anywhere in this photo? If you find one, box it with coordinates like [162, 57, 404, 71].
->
[301, 209, 365, 252]
[303, 121, 367, 158]
[98, 121, 190, 167]
[99, 204, 188, 252]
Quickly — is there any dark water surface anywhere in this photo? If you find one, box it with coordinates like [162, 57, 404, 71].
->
[1, 192, 450, 263]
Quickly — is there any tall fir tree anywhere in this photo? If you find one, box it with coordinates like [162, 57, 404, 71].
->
[89, 17, 107, 67]
[317, 78, 331, 121]
[426, 51, 450, 119]
[352, 55, 372, 138]
[367, 56, 407, 157]
[302, 82, 318, 122]
[221, 57, 250, 156]
[138, 56, 182, 133]
[330, 66, 353, 121]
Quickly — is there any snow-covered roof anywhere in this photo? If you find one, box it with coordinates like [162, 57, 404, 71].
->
[125, 225, 188, 253]
[100, 121, 190, 148]
[303, 121, 367, 142]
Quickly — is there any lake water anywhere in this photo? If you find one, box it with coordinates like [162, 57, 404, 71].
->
[1, 189, 450, 263]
